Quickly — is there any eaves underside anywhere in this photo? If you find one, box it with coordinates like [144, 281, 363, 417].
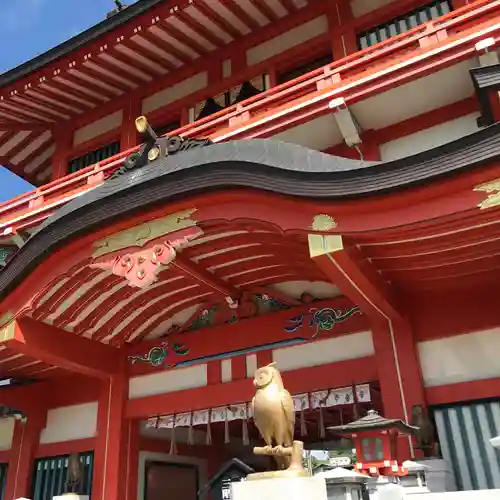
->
[1, 121, 500, 299]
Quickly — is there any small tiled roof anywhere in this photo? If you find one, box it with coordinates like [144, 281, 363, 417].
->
[327, 410, 419, 435]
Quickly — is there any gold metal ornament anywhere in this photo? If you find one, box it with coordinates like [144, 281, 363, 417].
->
[147, 146, 160, 161]
[474, 179, 500, 210]
[311, 214, 338, 231]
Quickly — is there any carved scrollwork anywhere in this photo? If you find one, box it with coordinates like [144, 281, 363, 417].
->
[91, 228, 202, 288]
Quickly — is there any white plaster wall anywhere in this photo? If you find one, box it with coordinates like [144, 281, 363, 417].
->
[137, 451, 207, 500]
[142, 72, 208, 114]
[73, 110, 123, 146]
[352, 60, 476, 131]
[380, 113, 481, 161]
[221, 359, 232, 383]
[350, 0, 397, 18]
[272, 114, 342, 151]
[0, 418, 14, 450]
[418, 328, 500, 387]
[129, 364, 207, 399]
[39, 402, 98, 444]
[246, 16, 328, 66]
[246, 354, 257, 378]
[272, 331, 374, 372]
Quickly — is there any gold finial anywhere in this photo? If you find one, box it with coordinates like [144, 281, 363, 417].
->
[135, 116, 148, 133]
[135, 115, 158, 141]
[311, 214, 338, 232]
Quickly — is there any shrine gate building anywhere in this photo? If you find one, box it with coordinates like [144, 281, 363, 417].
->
[1, 0, 500, 498]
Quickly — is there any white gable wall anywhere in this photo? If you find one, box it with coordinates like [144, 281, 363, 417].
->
[380, 112, 481, 161]
[418, 328, 500, 387]
[246, 16, 328, 66]
[272, 331, 374, 371]
[73, 111, 123, 146]
[39, 402, 98, 444]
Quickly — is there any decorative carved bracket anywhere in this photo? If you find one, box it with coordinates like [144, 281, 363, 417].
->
[91, 225, 203, 288]
[474, 178, 500, 209]
[110, 115, 213, 180]
[284, 306, 361, 338]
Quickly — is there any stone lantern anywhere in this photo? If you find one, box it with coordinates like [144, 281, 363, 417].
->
[315, 466, 370, 500]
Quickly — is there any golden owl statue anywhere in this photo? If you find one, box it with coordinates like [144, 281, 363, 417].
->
[251, 362, 295, 469]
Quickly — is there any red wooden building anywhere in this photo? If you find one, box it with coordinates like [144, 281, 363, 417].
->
[1, 0, 500, 498]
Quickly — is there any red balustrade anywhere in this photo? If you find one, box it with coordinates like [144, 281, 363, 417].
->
[0, 0, 499, 234]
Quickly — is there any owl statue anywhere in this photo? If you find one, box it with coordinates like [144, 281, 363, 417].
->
[251, 362, 295, 470]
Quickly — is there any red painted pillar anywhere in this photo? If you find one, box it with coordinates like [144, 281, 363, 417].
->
[121, 98, 142, 150]
[51, 127, 72, 181]
[92, 373, 134, 500]
[125, 420, 141, 500]
[327, 2, 357, 60]
[371, 319, 426, 459]
[488, 91, 500, 124]
[451, 0, 469, 8]
[4, 412, 46, 500]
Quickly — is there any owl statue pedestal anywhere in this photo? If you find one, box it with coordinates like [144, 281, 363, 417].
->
[231, 475, 327, 500]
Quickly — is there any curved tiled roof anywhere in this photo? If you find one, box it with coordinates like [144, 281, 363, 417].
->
[1, 122, 500, 297]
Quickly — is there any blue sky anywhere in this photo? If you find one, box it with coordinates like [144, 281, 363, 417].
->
[0, 0, 136, 202]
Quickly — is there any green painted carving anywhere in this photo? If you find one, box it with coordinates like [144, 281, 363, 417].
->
[0, 247, 14, 267]
[284, 306, 361, 338]
[128, 341, 190, 368]
[187, 305, 218, 331]
[254, 293, 290, 313]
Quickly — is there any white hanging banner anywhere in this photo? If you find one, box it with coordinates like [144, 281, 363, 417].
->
[227, 404, 247, 421]
[153, 415, 174, 429]
[310, 384, 371, 408]
[293, 393, 310, 411]
[147, 384, 371, 429]
[175, 412, 191, 427]
[192, 409, 210, 426]
[210, 406, 227, 423]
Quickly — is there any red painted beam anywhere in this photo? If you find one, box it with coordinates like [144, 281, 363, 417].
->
[126, 355, 377, 419]
[174, 254, 242, 301]
[425, 377, 500, 406]
[35, 437, 96, 458]
[126, 296, 368, 376]
[1, 316, 123, 379]
[308, 234, 402, 322]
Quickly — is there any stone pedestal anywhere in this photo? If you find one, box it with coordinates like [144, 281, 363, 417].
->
[53, 495, 89, 500]
[417, 458, 456, 492]
[374, 477, 406, 500]
[231, 475, 327, 500]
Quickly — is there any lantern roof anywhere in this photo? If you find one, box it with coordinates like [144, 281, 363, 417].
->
[327, 410, 419, 436]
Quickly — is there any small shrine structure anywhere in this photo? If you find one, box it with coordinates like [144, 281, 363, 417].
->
[328, 410, 418, 477]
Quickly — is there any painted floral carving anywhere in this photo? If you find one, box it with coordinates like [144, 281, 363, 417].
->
[128, 341, 190, 368]
[91, 226, 202, 288]
[284, 306, 361, 338]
